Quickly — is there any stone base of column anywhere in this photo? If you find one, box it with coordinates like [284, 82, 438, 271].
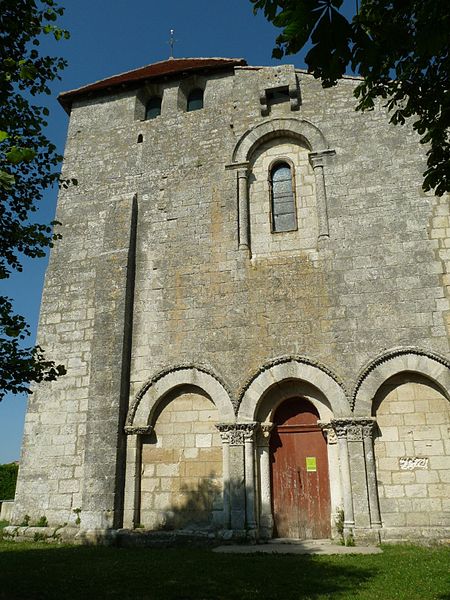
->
[352, 527, 381, 546]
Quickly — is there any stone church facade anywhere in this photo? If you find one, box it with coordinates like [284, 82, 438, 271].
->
[12, 58, 450, 543]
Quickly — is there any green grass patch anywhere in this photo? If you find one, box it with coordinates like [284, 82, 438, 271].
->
[0, 541, 448, 599]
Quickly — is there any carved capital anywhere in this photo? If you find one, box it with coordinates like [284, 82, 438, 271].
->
[260, 422, 274, 439]
[346, 424, 363, 442]
[331, 418, 371, 441]
[309, 149, 336, 169]
[318, 421, 337, 445]
[216, 423, 257, 445]
[360, 418, 377, 439]
[331, 419, 349, 440]
[124, 425, 153, 436]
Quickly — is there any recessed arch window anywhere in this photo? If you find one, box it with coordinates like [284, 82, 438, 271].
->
[187, 88, 204, 112]
[145, 96, 162, 120]
[270, 161, 297, 232]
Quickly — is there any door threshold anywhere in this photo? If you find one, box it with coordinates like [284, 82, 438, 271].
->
[269, 538, 332, 545]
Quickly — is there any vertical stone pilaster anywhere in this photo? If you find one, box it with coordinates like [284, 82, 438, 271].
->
[332, 420, 355, 531]
[81, 194, 137, 530]
[258, 422, 274, 538]
[123, 427, 150, 528]
[309, 150, 335, 241]
[216, 425, 231, 528]
[346, 421, 371, 528]
[319, 421, 342, 520]
[216, 423, 257, 531]
[237, 167, 250, 253]
[243, 423, 258, 530]
[362, 419, 382, 528]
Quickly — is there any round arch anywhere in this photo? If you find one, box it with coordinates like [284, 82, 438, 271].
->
[126, 365, 235, 429]
[353, 348, 450, 416]
[232, 118, 328, 164]
[237, 357, 350, 421]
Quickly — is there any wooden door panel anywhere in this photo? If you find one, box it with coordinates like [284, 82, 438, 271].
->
[270, 398, 331, 539]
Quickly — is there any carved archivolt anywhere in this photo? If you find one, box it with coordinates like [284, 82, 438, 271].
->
[352, 347, 450, 416]
[237, 356, 351, 421]
[126, 364, 235, 430]
[231, 117, 329, 164]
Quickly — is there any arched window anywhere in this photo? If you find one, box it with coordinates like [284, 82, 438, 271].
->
[145, 97, 162, 120]
[187, 88, 204, 112]
[270, 162, 297, 232]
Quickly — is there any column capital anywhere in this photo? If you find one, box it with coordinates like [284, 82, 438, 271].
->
[216, 423, 257, 445]
[318, 421, 338, 444]
[309, 149, 336, 168]
[260, 422, 274, 438]
[331, 418, 374, 441]
[124, 425, 153, 436]
[225, 161, 250, 172]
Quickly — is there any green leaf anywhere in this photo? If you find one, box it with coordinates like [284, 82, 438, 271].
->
[5, 146, 36, 165]
[0, 170, 15, 189]
[0, 131, 8, 143]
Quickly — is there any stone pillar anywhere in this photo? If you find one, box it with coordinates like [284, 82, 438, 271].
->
[237, 168, 250, 253]
[244, 423, 258, 530]
[309, 150, 335, 241]
[319, 422, 342, 523]
[122, 426, 151, 529]
[257, 422, 274, 538]
[362, 419, 382, 528]
[216, 423, 257, 532]
[216, 425, 231, 529]
[346, 421, 371, 529]
[332, 421, 355, 531]
[81, 195, 137, 530]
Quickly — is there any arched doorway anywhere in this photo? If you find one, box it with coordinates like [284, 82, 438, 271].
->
[270, 397, 331, 539]
[373, 373, 450, 534]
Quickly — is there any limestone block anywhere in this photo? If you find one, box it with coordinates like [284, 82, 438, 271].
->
[384, 485, 405, 498]
[196, 434, 212, 448]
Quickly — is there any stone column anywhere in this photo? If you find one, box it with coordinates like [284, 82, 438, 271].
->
[237, 168, 250, 253]
[332, 420, 355, 531]
[216, 424, 231, 529]
[346, 421, 371, 529]
[243, 423, 258, 530]
[362, 419, 382, 528]
[216, 423, 257, 532]
[257, 422, 274, 538]
[122, 426, 151, 529]
[309, 150, 335, 241]
[81, 195, 137, 530]
[319, 422, 342, 520]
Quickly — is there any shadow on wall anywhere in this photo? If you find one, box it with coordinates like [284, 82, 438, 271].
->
[156, 475, 223, 531]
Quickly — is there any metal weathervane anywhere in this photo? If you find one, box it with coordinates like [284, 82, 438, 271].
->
[168, 29, 176, 59]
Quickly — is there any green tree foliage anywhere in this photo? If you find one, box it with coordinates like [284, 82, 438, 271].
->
[0, 462, 19, 499]
[0, 0, 70, 401]
[251, 0, 450, 196]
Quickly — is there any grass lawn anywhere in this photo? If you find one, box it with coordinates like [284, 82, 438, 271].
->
[0, 538, 448, 600]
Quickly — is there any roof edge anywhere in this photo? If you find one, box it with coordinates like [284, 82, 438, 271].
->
[58, 57, 247, 114]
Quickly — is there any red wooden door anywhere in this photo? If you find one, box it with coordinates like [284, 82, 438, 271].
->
[270, 397, 331, 539]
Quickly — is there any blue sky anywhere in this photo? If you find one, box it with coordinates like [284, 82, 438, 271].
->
[0, 0, 356, 463]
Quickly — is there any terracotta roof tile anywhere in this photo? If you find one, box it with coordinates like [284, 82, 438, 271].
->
[58, 57, 247, 113]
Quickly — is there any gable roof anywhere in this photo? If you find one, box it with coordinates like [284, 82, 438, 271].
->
[58, 57, 247, 113]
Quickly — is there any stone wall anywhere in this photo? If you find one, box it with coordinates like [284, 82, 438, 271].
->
[375, 374, 450, 538]
[13, 61, 450, 540]
[140, 387, 222, 530]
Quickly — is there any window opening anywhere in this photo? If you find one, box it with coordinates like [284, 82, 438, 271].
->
[145, 97, 162, 120]
[187, 88, 204, 112]
[271, 162, 297, 232]
[137, 134, 143, 143]
[267, 86, 290, 105]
